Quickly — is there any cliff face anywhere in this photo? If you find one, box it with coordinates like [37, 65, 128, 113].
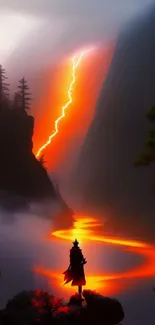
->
[0, 109, 34, 155]
[0, 107, 58, 208]
[74, 8, 155, 239]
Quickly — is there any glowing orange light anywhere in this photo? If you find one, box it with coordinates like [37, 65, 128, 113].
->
[51, 217, 151, 248]
[34, 244, 155, 294]
[33, 44, 114, 170]
[34, 216, 155, 295]
[36, 51, 86, 158]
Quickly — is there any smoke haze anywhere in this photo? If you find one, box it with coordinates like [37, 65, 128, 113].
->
[1, 0, 154, 209]
[1, 3, 155, 325]
[1, 0, 154, 74]
[0, 211, 155, 325]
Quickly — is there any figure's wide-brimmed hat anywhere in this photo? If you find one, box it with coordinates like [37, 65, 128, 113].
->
[73, 239, 79, 246]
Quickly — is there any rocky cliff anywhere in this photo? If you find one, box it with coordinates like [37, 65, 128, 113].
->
[74, 7, 155, 239]
[0, 107, 59, 210]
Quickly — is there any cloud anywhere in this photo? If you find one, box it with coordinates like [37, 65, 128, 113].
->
[0, 0, 154, 195]
[0, 9, 43, 64]
[1, 0, 154, 18]
[1, 0, 154, 53]
[1, 0, 153, 85]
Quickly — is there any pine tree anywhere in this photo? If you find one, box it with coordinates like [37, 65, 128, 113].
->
[135, 106, 155, 166]
[0, 65, 10, 109]
[12, 92, 22, 110]
[16, 77, 32, 111]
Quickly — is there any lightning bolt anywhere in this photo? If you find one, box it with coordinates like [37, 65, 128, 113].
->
[36, 51, 85, 159]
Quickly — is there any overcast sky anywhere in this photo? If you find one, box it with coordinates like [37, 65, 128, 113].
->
[0, 0, 154, 72]
[1, 0, 154, 19]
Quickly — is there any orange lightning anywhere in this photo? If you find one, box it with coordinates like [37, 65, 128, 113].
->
[36, 51, 85, 158]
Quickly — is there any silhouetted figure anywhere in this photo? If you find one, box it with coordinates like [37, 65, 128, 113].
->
[63, 239, 87, 293]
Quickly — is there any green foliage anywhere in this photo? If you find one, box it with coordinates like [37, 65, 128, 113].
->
[135, 106, 155, 167]
[134, 150, 155, 166]
[145, 127, 155, 147]
[146, 106, 155, 121]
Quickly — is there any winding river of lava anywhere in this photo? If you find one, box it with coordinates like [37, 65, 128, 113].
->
[34, 216, 155, 296]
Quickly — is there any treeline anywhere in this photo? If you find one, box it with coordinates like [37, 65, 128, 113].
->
[135, 106, 155, 167]
[0, 65, 32, 112]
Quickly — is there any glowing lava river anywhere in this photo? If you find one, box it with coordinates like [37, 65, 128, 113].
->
[34, 216, 155, 296]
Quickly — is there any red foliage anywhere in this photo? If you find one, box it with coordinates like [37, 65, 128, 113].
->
[31, 290, 62, 316]
[54, 306, 70, 317]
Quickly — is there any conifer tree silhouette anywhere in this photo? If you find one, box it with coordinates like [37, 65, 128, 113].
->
[17, 77, 32, 111]
[135, 106, 155, 166]
[0, 65, 10, 108]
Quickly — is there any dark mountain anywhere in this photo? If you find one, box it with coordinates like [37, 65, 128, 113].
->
[0, 105, 70, 213]
[0, 65, 73, 219]
[0, 107, 55, 206]
[74, 7, 155, 240]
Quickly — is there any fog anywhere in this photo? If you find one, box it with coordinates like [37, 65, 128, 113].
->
[0, 211, 155, 324]
[1, 2, 155, 324]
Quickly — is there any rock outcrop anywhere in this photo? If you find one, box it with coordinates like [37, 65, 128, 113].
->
[0, 107, 59, 210]
[74, 6, 155, 239]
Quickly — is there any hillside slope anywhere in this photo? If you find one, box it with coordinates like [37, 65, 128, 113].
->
[74, 7, 155, 239]
[0, 107, 61, 211]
